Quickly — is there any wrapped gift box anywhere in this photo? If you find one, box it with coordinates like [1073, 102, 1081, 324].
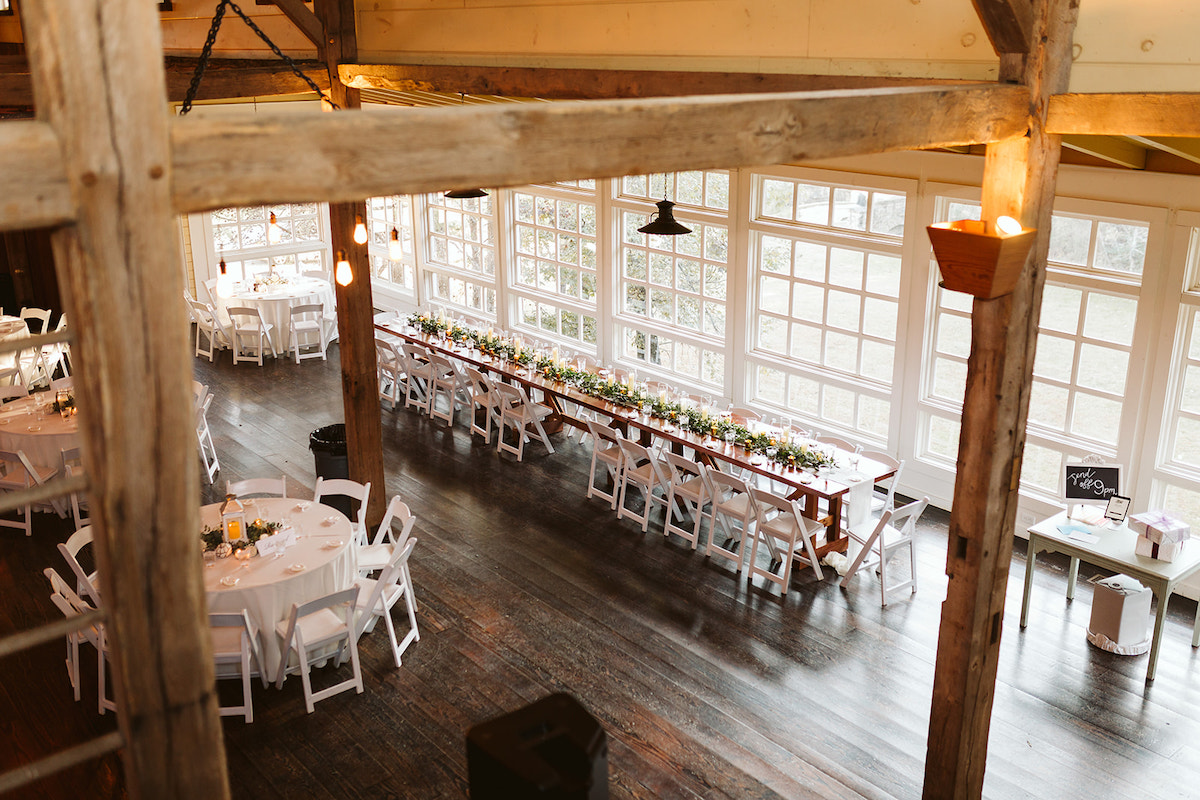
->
[1135, 534, 1185, 563]
[1088, 574, 1152, 653]
[1129, 511, 1191, 545]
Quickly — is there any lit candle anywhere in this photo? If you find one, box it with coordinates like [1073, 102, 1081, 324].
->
[551, 347, 559, 363]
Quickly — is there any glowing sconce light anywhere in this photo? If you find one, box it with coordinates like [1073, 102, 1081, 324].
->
[389, 227, 403, 260]
[335, 250, 353, 287]
[926, 215, 1036, 299]
[268, 211, 282, 244]
[353, 215, 368, 245]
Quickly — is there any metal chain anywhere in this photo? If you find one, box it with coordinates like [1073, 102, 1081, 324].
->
[179, 0, 339, 116]
[179, 0, 229, 116]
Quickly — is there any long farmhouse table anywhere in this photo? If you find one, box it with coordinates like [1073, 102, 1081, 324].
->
[375, 320, 895, 560]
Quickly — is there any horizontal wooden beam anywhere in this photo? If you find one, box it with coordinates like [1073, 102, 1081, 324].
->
[1061, 134, 1146, 169]
[1048, 93, 1200, 136]
[0, 121, 74, 230]
[970, 0, 1033, 54]
[340, 63, 973, 101]
[0, 57, 330, 107]
[171, 83, 1029, 211]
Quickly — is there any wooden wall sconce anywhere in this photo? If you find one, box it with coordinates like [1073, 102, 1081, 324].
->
[926, 217, 1037, 299]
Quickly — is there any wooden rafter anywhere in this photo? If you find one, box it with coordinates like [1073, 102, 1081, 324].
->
[970, 0, 1033, 54]
[1048, 93, 1200, 136]
[339, 62, 973, 101]
[0, 56, 330, 107]
[268, 0, 323, 49]
[1062, 134, 1147, 169]
[1131, 135, 1200, 165]
[168, 83, 1029, 213]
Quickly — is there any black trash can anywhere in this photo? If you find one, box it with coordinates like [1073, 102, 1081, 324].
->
[309, 423, 352, 518]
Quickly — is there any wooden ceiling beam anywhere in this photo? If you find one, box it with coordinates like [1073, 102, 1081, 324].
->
[0, 56, 331, 107]
[169, 82, 1029, 212]
[339, 62, 973, 100]
[1048, 93, 1200, 136]
[970, 0, 1033, 54]
[1061, 134, 1147, 169]
[1133, 136, 1200, 166]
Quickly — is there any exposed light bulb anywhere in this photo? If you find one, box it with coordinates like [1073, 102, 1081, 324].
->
[353, 215, 368, 245]
[268, 211, 281, 244]
[218, 256, 227, 275]
[335, 250, 353, 286]
[995, 215, 1023, 236]
[389, 227, 403, 260]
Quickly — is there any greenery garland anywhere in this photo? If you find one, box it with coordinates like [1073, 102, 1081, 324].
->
[201, 518, 283, 553]
[407, 314, 837, 472]
[51, 393, 75, 413]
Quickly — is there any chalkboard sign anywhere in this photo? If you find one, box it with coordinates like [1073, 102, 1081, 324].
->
[1062, 462, 1122, 505]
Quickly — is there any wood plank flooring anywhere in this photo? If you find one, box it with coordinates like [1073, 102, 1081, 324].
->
[5, 346, 1200, 798]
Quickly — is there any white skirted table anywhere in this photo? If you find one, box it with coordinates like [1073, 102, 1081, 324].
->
[203, 497, 357, 676]
[213, 276, 335, 355]
[0, 393, 79, 467]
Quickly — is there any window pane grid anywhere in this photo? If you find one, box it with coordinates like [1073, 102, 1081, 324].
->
[425, 193, 496, 277]
[366, 195, 417, 293]
[619, 323, 724, 388]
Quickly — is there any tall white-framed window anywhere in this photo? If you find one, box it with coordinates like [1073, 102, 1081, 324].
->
[508, 183, 600, 351]
[744, 169, 911, 443]
[195, 202, 331, 288]
[917, 194, 1157, 505]
[365, 194, 418, 302]
[611, 171, 732, 390]
[423, 192, 498, 318]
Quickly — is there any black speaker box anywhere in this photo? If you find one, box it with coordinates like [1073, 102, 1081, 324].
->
[467, 692, 608, 799]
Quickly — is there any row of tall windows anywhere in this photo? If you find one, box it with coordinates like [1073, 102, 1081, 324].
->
[191, 166, 1200, 532]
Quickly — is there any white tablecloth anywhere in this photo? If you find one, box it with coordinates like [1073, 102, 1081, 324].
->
[214, 276, 335, 355]
[0, 316, 32, 377]
[203, 497, 356, 676]
[0, 394, 79, 466]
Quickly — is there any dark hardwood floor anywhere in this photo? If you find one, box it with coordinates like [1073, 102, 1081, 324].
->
[5, 345, 1200, 798]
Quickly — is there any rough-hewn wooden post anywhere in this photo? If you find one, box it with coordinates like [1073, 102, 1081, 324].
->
[20, 0, 228, 796]
[923, 1, 1079, 797]
[315, 0, 386, 527]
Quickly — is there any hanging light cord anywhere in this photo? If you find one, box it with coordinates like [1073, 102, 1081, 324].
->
[181, 0, 340, 115]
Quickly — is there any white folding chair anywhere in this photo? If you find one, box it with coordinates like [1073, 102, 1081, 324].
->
[748, 487, 825, 596]
[227, 475, 287, 498]
[860, 450, 905, 517]
[840, 497, 929, 607]
[727, 407, 761, 425]
[0, 449, 58, 535]
[273, 587, 363, 714]
[354, 538, 420, 669]
[195, 393, 220, 484]
[58, 524, 102, 606]
[187, 299, 230, 362]
[427, 352, 466, 427]
[815, 435, 856, 453]
[227, 306, 278, 366]
[210, 610, 267, 723]
[465, 366, 502, 443]
[19, 306, 51, 334]
[357, 495, 415, 577]
[0, 384, 28, 403]
[402, 344, 433, 414]
[494, 382, 555, 461]
[700, 465, 757, 573]
[376, 338, 405, 411]
[289, 303, 327, 363]
[583, 419, 623, 510]
[663, 451, 710, 549]
[313, 477, 370, 544]
[0, 366, 23, 388]
[42, 314, 69, 380]
[615, 438, 672, 533]
[45, 567, 114, 714]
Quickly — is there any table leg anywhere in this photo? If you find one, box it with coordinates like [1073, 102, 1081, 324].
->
[1066, 556, 1079, 601]
[1148, 589, 1169, 681]
[1020, 537, 1037, 629]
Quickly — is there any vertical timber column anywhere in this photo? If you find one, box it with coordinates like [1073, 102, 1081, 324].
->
[317, 0, 385, 526]
[923, 1, 1079, 798]
[21, 0, 227, 797]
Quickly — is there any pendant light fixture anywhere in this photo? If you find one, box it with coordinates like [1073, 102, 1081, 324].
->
[353, 215, 368, 245]
[444, 93, 489, 200]
[268, 211, 282, 244]
[638, 175, 691, 236]
[389, 227, 403, 260]
[335, 250, 354, 286]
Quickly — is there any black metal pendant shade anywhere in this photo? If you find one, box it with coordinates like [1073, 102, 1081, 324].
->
[445, 188, 489, 199]
[638, 199, 691, 235]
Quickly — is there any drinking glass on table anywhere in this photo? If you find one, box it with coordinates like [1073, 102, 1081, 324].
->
[724, 429, 736, 450]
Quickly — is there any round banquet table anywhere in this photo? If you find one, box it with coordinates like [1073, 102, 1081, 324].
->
[203, 497, 357, 677]
[0, 393, 79, 466]
[214, 276, 335, 355]
[0, 315, 31, 374]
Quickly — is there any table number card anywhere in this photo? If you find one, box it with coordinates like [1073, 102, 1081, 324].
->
[279, 526, 298, 548]
[255, 534, 282, 558]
